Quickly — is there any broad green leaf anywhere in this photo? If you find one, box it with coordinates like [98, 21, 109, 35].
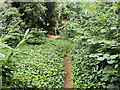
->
[97, 57, 105, 61]
[115, 64, 119, 69]
[103, 54, 110, 57]
[110, 55, 118, 59]
[110, 77, 117, 82]
[97, 70, 102, 74]
[89, 54, 98, 57]
[110, 27, 116, 30]
[107, 60, 115, 64]
[97, 53, 103, 56]
[101, 29, 106, 33]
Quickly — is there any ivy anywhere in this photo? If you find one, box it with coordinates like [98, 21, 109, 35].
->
[2, 39, 73, 88]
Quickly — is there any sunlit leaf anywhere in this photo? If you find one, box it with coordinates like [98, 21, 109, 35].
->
[97, 57, 105, 61]
[110, 27, 116, 30]
[107, 60, 115, 64]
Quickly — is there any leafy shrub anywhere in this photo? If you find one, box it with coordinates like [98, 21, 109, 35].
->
[58, 2, 81, 39]
[26, 28, 47, 44]
[64, 2, 120, 89]
[12, 2, 64, 32]
[0, 3, 25, 46]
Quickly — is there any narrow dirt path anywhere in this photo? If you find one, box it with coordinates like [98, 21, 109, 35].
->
[63, 44, 78, 88]
[63, 51, 74, 88]
[45, 34, 63, 40]
[45, 34, 74, 88]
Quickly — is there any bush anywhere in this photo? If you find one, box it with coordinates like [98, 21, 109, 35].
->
[64, 2, 120, 89]
[12, 2, 64, 32]
[26, 28, 47, 44]
[0, 3, 25, 47]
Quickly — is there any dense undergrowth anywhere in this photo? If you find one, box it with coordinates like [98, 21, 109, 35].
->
[1, 1, 120, 89]
[61, 2, 120, 89]
[2, 39, 73, 88]
[0, 2, 71, 88]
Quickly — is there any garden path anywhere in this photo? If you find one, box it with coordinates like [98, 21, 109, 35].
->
[45, 34, 74, 88]
[45, 34, 63, 40]
[63, 50, 74, 88]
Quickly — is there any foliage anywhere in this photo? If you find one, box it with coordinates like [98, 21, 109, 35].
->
[12, 2, 64, 32]
[1, 1, 120, 89]
[10, 2, 65, 44]
[62, 2, 120, 89]
[1, 22, 30, 88]
[26, 28, 47, 44]
[58, 2, 81, 39]
[0, 2, 25, 46]
[2, 39, 73, 88]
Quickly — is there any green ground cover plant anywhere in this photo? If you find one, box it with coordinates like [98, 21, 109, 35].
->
[2, 38, 73, 88]
[1, 1, 120, 89]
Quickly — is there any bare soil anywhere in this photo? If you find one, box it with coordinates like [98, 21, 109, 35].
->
[63, 51, 74, 88]
[45, 34, 63, 40]
[45, 34, 74, 88]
